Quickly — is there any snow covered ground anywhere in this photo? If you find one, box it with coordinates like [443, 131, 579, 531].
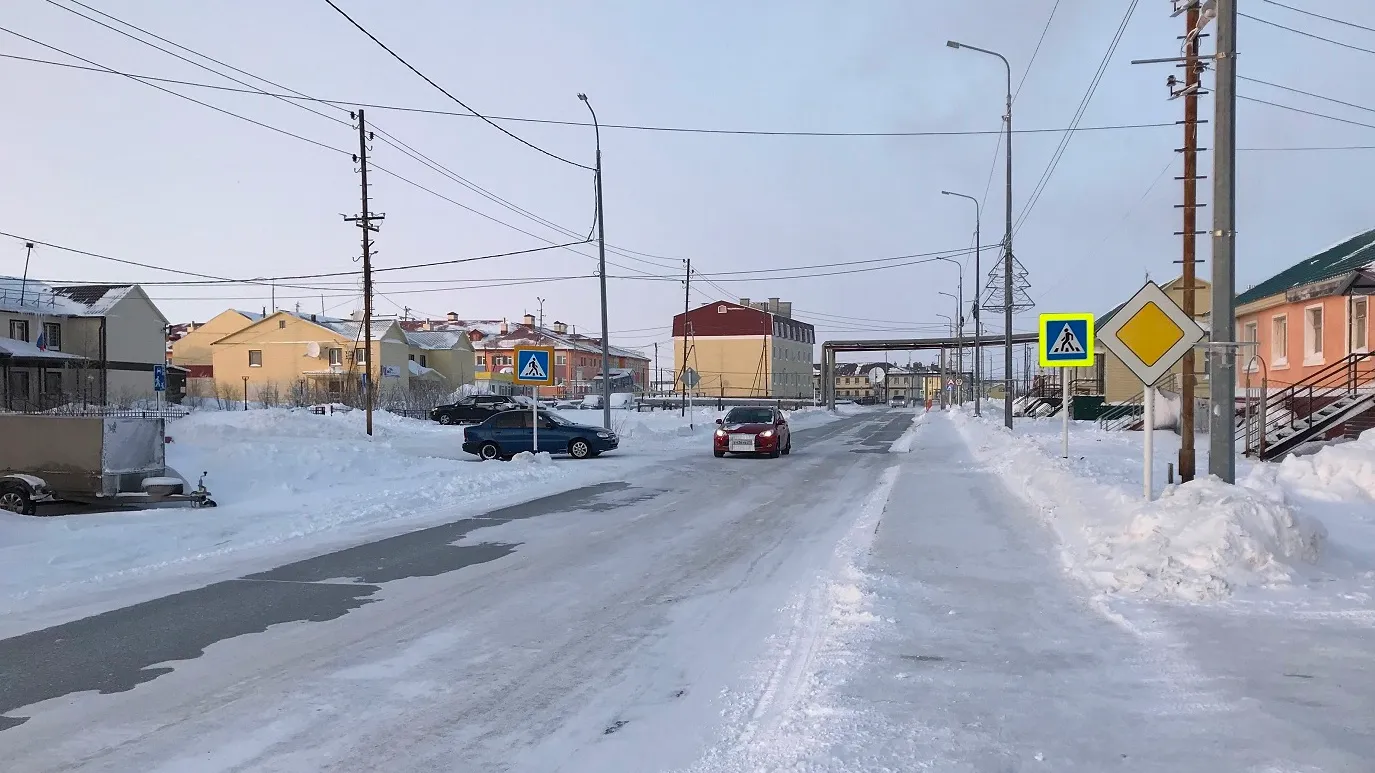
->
[950, 408, 1375, 602]
[0, 404, 862, 635]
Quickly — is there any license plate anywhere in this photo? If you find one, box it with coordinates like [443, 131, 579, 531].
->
[728, 434, 755, 452]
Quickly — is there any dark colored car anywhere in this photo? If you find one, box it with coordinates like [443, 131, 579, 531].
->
[713, 406, 791, 458]
[431, 395, 518, 425]
[462, 409, 618, 461]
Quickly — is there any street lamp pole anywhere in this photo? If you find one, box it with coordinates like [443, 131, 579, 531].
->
[936, 312, 954, 409]
[947, 40, 1013, 428]
[939, 290, 961, 404]
[579, 93, 612, 431]
[941, 190, 980, 414]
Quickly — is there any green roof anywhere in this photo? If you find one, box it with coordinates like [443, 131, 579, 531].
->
[1098, 300, 1127, 326]
[1237, 228, 1375, 306]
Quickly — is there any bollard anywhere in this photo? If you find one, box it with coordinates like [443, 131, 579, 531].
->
[1167, 462, 1174, 485]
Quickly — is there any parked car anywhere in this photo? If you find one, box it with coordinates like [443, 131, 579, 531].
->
[580, 394, 604, 410]
[462, 409, 618, 460]
[554, 399, 581, 410]
[430, 395, 518, 425]
[713, 406, 791, 458]
[889, 394, 908, 407]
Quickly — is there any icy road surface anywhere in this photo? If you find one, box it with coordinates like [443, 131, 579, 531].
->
[1, 411, 1370, 771]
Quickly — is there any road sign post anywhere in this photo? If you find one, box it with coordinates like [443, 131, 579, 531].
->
[1096, 281, 1206, 500]
[1038, 313, 1095, 460]
[514, 346, 556, 452]
[683, 367, 700, 429]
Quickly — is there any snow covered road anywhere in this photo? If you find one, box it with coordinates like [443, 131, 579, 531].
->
[2, 409, 1371, 771]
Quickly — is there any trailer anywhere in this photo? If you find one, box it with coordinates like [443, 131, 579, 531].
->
[0, 414, 214, 515]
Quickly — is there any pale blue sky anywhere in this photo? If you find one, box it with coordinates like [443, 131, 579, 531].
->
[3, 1, 1374, 372]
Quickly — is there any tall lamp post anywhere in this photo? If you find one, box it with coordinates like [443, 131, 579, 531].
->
[938, 290, 962, 404]
[578, 92, 612, 431]
[935, 312, 954, 409]
[932, 257, 964, 404]
[947, 40, 1013, 429]
[941, 190, 981, 414]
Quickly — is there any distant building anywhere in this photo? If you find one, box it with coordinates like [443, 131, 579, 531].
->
[399, 313, 649, 398]
[672, 298, 814, 399]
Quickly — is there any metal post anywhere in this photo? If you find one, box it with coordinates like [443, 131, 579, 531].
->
[681, 258, 690, 416]
[1062, 366, 1070, 458]
[532, 385, 539, 453]
[1208, 0, 1238, 482]
[242, 376, 249, 412]
[579, 94, 612, 431]
[1144, 384, 1155, 500]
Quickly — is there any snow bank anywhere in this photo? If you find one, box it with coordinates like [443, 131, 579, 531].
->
[888, 412, 924, 453]
[1273, 431, 1375, 501]
[0, 408, 582, 625]
[950, 409, 1326, 601]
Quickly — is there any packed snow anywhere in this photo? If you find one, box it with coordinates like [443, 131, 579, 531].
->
[950, 408, 1332, 601]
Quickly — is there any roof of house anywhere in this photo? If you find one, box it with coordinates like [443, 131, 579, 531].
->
[0, 337, 85, 360]
[49, 284, 136, 315]
[1237, 228, 1375, 306]
[318, 319, 397, 343]
[403, 318, 648, 361]
[404, 330, 470, 350]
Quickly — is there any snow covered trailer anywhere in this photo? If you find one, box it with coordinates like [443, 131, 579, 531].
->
[0, 414, 214, 515]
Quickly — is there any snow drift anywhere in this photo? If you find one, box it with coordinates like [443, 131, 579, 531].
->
[950, 409, 1326, 601]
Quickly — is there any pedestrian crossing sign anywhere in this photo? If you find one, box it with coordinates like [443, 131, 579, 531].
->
[1038, 313, 1095, 367]
[514, 346, 556, 386]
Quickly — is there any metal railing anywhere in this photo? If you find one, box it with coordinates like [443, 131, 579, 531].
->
[1237, 351, 1375, 457]
[1097, 373, 1180, 431]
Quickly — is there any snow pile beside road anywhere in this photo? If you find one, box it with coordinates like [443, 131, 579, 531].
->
[0, 408, 577, 625]
[888, 412, 924, 453]
[950, 410, 1326, 601]
[1273, 431, 1375, 501]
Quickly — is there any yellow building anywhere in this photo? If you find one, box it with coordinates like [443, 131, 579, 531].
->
[210, 312, 453, 404]
[169, 309, 262, 394]
[1098, 276, 1212, 403]
[672, 298, 815, 398]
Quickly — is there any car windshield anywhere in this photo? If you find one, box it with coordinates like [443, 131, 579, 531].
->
[725, 408, 775, 424]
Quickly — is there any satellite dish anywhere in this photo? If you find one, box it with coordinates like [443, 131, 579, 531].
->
[305, 341, 321, 358]
[868, 367, 887, 385]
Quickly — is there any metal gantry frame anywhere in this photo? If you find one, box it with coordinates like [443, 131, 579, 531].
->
[820, 333, 1038, 410]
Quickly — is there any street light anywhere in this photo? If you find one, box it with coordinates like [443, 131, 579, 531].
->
[578, 92, 612, 432]
[938, 291, 961, 405]
[935, 312, 954, 409]
[947, 39, 1014, 429]
[932, 258, 964, 403]
[941, 189, 981, 414]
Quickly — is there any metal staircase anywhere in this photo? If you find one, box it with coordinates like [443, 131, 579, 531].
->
[1097, 374, 1179, 431]
[1238, 352, 1375, 461]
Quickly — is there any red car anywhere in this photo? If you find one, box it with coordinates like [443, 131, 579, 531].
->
[713, 406, 792, 458]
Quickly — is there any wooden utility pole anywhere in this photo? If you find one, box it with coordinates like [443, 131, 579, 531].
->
[680, 259, 690, 416]
[1177, 1, 1207, 482]
[344, 109, 384, 436]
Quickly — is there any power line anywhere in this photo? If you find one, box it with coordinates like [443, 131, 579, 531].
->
[1240, 93, 1375, 131]
[1253, 0, 1375, 35]
[1015, 0, 1062, 102]
[0, 52, 1183, 139]
[1239, 75, 1375, 116]
[320, 0, 591, 171]
[1241, 12, 1375, 55]
[1015, 0, 1140, 234]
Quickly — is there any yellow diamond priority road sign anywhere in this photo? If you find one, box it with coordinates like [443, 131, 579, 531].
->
[1097, 280, 1206, 386]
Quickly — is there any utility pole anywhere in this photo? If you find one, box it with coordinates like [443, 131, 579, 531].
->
[536, 297, 546, 330]
[681, 259, 690, 416]
[344, 109, 383, 436]
[1177, 1, 1206, 483]
[1209, 0, 1238, 483]
[653, 342, 659, 397]
[577, 94, 612, 431]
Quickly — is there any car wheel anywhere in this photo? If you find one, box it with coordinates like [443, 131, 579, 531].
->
[768, 446, 782, 459]
[0, 483, 36, 515]
[782, 438, 792, 456]
[569, 439, 592, 459]
[479, 442, 501, 461]
[437, 414, 455, 425]
[713, 450, 725, 458]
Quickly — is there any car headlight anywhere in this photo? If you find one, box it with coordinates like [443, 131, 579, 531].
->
[715, 429, 727, 437]
[597, 432, 612, 439]
[760, 430, 774, 438]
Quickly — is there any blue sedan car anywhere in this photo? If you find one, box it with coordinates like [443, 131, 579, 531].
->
[461, 409, 618, 461]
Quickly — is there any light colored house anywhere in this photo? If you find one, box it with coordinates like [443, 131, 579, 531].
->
[1234, 229, 1375, 390]
[671, 298, 814, 398]
[403, 330, 475, 388]
[1, 276, 169, 409]
[169, 309, 263, 398]
[209, 312, 419, 404]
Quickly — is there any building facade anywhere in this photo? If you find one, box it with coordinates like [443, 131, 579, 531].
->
[672, 298, 815, 399]
[1234, 230, 1375, 393]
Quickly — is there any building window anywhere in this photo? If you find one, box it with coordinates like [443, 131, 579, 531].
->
[556, 353, 567, 366]
[328, 348, 343, 367]
[42, 322, 61, 351]
[279, 320, 287, 329]
[1304, 306, 1324, 363]
[1354, 297, 1368, 352]
[9, 319, 29, 342]
[354, 347, 368, 365]
[718, 305, 727, 313]
[1271, 314, 1288, 366]
[409, 354, 416, 361]
[419, 354, 427, 367]
[43, 371, 63, 395]
[248, 350, 263, 367]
